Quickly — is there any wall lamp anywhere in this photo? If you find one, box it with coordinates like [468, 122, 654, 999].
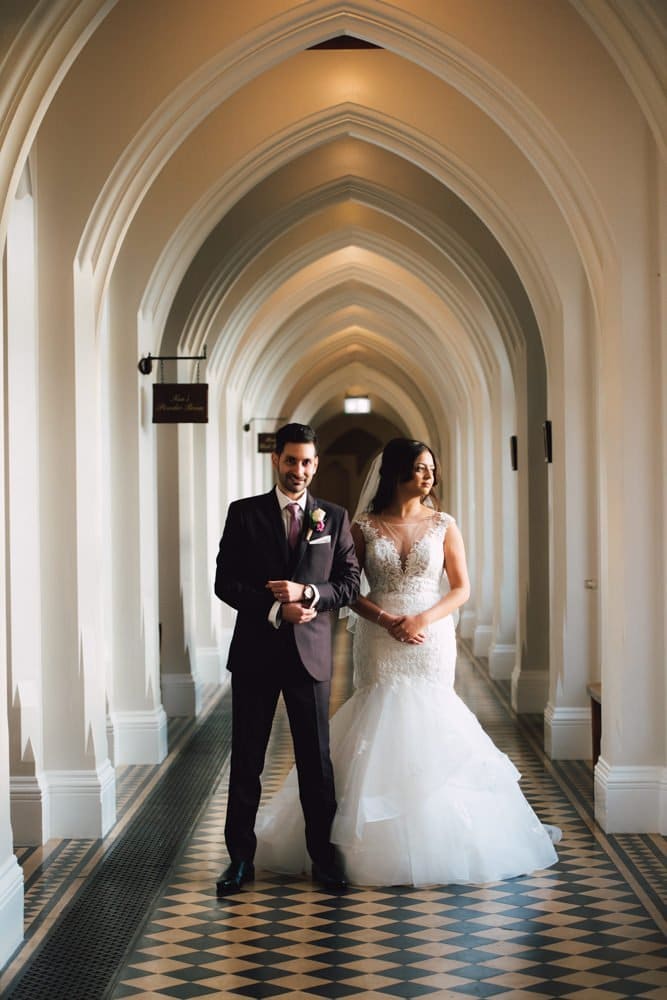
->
[543, 420, 553, 463]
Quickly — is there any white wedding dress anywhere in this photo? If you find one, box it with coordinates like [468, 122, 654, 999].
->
[255, 512, 560, 886]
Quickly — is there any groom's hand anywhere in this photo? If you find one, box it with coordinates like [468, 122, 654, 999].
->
[266, 579, 305, 604]
[281, 602, 318, 625]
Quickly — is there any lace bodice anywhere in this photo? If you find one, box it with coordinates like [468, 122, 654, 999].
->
[352, 511, 457, 690]
[356, 512, 453, 598]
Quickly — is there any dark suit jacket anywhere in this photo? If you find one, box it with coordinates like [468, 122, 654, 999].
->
[215, 489, 360, 681]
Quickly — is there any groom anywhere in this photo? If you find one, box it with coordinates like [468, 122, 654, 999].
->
[214, 422, 360, 895]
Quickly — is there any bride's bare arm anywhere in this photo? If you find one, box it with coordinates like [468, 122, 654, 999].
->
[388, 521, 470, 643]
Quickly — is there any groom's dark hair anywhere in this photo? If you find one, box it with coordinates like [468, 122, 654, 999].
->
[275, 422, 318, 455]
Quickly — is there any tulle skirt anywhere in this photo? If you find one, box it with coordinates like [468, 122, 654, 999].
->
[255, 673, 559, 886]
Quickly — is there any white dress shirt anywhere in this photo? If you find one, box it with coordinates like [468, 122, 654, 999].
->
[268, 486, 319, 628]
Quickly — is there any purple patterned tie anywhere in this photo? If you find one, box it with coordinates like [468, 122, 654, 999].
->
[287, 503, 301, 549]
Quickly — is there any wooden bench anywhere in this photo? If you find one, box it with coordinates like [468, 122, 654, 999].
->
[586, 682, 602, 765]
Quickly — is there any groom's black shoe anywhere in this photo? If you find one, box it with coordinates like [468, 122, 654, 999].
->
[216, 860, 255, 896]
[312, 861, 348, 893]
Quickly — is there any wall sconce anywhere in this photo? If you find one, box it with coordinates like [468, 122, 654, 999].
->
[509, 435, 518, 471]
[344, 395, 371, 414]
[543, 420, 553, 463]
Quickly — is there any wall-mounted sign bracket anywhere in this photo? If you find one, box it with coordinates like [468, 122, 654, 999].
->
[137, 346, 207, 375]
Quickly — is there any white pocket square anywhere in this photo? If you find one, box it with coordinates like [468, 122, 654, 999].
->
[309, 535, 331, 545]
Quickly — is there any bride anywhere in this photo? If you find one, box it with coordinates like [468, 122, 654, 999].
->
[256, 438, 560, 886]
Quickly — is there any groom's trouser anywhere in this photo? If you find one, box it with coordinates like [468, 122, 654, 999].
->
[224, 632, 337, 868]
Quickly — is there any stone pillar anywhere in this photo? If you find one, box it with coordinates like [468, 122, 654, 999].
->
[34, 144, 114, 838]
[511, 335, 550, 713]
[594, 154, 666, 832]
[182, 423, 226, 684]
[487, 378, 518, 679]
[159, 424, 201, 716]
[544, 280, 599, 759]
[472, 390, 494, 658]
[0, 247, 25, 967]
[104, 287, 167, 764]
[6, 175, 49, 843]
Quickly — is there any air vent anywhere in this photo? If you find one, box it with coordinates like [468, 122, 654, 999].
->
[308, 36, 382, 50]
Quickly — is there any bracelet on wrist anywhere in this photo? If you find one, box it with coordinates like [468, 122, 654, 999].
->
[376, 610, 385, 625]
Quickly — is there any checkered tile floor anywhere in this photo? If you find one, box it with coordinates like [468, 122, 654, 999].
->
[3, 629, 666, 999]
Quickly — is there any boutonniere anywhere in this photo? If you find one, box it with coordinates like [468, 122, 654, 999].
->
[306, 507, 326, 541]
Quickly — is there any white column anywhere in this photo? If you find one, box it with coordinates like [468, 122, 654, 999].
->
[6, 175, 49, 843]
[487, 375, 517, 679]
[511, 336, 550, 713]
[36, 257, 114, 838]
[594, 154, 667, 833]
[457, 417, 477, 639]
[103, 293, 166, 764]
[472, 388, 494, 658]
[159, 424, 201, 716]
[208, 388, 235, 662]
[544, 280, 599, 759]
[183, 422, 226, 684]
[0, 240, 25, 966]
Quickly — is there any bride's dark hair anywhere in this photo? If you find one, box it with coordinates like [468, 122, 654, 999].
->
[369, 438, 439, 513]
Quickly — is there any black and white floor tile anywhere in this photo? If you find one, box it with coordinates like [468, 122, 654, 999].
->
[2, 630, 665, 999]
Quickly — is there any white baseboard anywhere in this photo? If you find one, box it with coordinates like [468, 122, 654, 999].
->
[472, 624, 493, 657]
[544, 703, 591, 759]
[110, 707, 168, 765]
[42, 759, 116, 838]
[459, 609, 476, 639]
[594, 758, 667, 834]
[0, 853, 23, 968]
[106, 714, 115, 765]
[487, 642, 515, 679]
[10, 775, 50, 845]
[161, 672, 204, 717]
[195, 646, 224, 684]
[511, 667, 549, 713]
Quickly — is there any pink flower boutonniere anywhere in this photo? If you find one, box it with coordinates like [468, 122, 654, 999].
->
[306, 507, 326, 541]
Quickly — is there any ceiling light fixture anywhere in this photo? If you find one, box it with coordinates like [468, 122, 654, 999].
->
[344, 395, 371, 414]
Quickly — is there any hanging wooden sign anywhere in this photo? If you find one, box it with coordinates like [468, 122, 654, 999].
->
[257, 432, 277, 453]
[153, 383, 208, 423]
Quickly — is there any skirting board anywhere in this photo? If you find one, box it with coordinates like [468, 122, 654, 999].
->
[109, 707, 168, 765]
[511, 668, 548, 713]
[594, 758, 667, 834]
[195, 646, 225, 684]
[544, 703, 591, 760]
[161, 672, 204, 717]
[10, 774, 49, 845]
[42, 759, 116, 838]
[0, 853, 23, 968]
[459, 609, 476, 639]
[487, 642, 516, 679]
[472, 624, 493, 657]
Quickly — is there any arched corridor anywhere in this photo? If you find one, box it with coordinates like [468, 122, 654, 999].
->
[0, 0, 665, 974]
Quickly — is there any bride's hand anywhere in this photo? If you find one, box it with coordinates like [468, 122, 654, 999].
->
[389, 615, 426, 644]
